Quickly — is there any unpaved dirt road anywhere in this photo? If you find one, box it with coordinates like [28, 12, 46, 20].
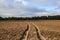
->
[20, 22, 46, 40]
[0, 20, 60, 40]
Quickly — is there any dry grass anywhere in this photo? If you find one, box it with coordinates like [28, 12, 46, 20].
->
[0, 20, 60, 40]
[0, 21, 27, 40]
[32, 20, 60, 40]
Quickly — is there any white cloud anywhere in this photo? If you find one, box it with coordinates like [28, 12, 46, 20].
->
[55, 0, 60, 7]
[22, 1, 28, 6]
[15, 0, 21, 2]
[35, 11, 59, 16]
[0, 0, 5, 3]
[34, 0, 47, 2]
[0, 0, 60, 17]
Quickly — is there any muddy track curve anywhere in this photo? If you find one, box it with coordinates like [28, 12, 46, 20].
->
[19, 23, 30, 40]
[31, 23, 46, 40]
[19, 22, 46, 40]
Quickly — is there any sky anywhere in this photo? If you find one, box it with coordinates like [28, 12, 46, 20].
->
[0, 0, 60, 17]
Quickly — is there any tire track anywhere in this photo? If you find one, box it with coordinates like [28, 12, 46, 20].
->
[19, 23, 30, 40]
[30, 22, 46, 40]
[19, 22, 46, 40]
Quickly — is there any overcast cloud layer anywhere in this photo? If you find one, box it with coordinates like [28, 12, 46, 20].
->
[0, 0, 60, 17]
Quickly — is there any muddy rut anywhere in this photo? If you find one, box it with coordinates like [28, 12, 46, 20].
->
[19, 22, 46, 40]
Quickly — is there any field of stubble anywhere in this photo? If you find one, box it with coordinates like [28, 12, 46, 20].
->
[0, 20, 60, 40]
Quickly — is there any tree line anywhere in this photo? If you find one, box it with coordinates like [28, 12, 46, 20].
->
[0, 15, 60, 20]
